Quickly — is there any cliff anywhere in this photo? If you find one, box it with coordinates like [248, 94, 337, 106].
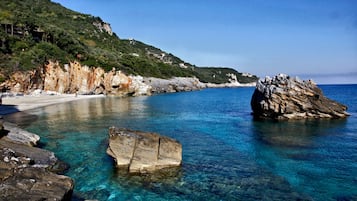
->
[1, 61, 152, 97]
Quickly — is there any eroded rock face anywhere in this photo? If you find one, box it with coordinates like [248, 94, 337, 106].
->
[106, 127, 182, 174]
[251, 74, 349, 120]
[1, 61, 152, 96]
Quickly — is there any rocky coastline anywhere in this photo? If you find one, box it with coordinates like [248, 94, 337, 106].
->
[0, 62, 255, 200]
[0, 72, 351, 200]
[0, 119, 74, 200]
[0, 61, 256, 98]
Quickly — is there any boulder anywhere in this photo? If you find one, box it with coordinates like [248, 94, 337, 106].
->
[107, 127, 182, 174]
[251, 74, 349, 120]
[2, 122, 40, 146]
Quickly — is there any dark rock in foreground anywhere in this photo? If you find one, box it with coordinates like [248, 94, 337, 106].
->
[251, 74, 349, 120]
[107, 127, 182, 174]
[0, 122, 74, 201]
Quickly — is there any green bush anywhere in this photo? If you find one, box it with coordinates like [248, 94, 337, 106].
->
[18, 42, 68, 70]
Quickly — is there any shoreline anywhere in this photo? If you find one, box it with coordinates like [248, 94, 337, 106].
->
[0, 93, 105, 116]
[0, 83, 256, 116]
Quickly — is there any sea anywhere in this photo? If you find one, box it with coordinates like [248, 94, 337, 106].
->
[5, 84, 357, 201]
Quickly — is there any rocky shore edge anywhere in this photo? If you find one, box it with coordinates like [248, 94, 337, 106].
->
[0, 61, 256, 98]
[0, 119, 74, 200]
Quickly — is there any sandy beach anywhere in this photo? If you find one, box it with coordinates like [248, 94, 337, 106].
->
[0, 94, 105, 115]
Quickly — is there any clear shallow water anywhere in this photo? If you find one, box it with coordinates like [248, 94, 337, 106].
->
[5, 85, 357, 201]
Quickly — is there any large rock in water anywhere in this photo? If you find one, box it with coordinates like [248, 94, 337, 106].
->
[107, 127, 182, 174]
[251, 74, 349, 120]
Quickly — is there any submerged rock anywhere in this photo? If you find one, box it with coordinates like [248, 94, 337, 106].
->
[251, 74, 349, 120]
[107, 127, 182, 174]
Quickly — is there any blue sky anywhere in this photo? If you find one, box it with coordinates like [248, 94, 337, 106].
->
[53, 0, 357, 84]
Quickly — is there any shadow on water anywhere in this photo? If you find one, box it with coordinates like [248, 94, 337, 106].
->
[252, 118, 348, 148]
[4, 110, 39, 127]
[0, 104, 20, 116]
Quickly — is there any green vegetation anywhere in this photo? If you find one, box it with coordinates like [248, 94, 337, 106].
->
[0, 0, 258, 84]
[193, 67, 258, 84]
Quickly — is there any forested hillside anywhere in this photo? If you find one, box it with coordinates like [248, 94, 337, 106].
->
[0, 0, 258, 84]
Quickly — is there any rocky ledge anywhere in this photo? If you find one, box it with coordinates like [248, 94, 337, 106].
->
[144, 77, 206, 93]
[0, 121, 74, 200]
[107, 127, 182, 174]
[251, 74, 349, 120]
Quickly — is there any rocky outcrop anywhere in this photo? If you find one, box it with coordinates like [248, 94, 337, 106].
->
[0, 123, 74, 200]
[251, 74, 349, 120]
[2, 122, 40, 146]
[92, 21, 113, 36]
[144, 77, 206, 93]
[1, 61, 151, 96]
[107, 127, 182, 174]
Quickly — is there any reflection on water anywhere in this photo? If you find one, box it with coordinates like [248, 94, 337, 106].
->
[4, 111, 39, 127]
[251, 117, 356, 201]
[5, 96, 150, 126]
[252, 119, 348, 147]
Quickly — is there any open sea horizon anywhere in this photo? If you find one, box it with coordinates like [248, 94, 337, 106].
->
[5, 84, 357, 201]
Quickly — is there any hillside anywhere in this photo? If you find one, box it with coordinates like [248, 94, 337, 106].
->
[0, 0, 258, 84]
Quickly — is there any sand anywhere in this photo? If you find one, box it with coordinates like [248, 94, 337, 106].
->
[0, 94, 105, 115]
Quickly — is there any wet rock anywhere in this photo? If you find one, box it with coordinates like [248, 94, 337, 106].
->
[251, 74, 349, 120]
[107, 127, 182, 174]
[0, 141, 73, 201]
[2, 122, 40, 146]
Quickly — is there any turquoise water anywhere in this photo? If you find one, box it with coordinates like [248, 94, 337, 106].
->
[5, 85, 357, 201]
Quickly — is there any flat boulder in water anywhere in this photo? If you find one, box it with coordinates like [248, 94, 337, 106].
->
[107, 127, 182, 174]
[251, 74, 349, 120]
